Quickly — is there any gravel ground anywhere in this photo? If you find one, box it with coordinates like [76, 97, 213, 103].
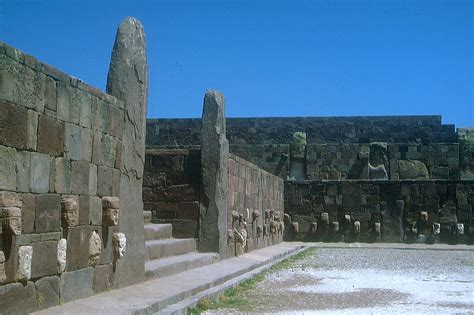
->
[206, 247, 474, 314]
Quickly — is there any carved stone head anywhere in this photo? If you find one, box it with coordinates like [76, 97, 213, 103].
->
[0, 207, 22, 235]
[354, 221, 361, 233]
[231, 210, 239, 222]
[433, 223, 441, 235]
[57, 239, 67, 274]
[344, 214, 351, 224]
[292, 222, 299, 234]
[102, 197, 120, 226]
[263, 224, 269, 236]
[252, 210, 260, 222]
[320, 212, 329, 225]
[309, 222, 317, 234]
[257, 225, 263, 237]
[270, 221, 277, 234]
[89, 231, 102, 267]
[332, 221, 339, 233]
[227, 229, 234, 243]
[456, 223, 464, 235]
[113, 233, 126, 260]
[420, 211, 428, 223]
[61, 196, 79, 228]
[374, 222, 381, 234]
[264, 209, 271, 220]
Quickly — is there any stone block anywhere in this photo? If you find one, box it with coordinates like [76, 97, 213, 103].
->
[31, 241, 58, 278]
[99, 226, 119, 265]
[37, 114, 65, 156]
[172, 219, 198, 238]
[27, 109, 38, 150]
[0, 145, 17, 190]
[0, 251, 6, 284]
[21, 193, 35, 234]
[93, 263, 115, 293]
[64, 122, 82, 161]
[54, 157, 71, 194]
[59, 267, 94, 304]
[92, 133, 118, 167]
[70, 88, 81, 125]
[97, 166, 113, 197]
[0, 281, 37, 314]
[66, 226, 93, 271]
[0, 100, 28, 149]
[78, 89, 92, 128]
[35, 194, 61, 233]
[30, 152, 52, 193]
[15, 150, 31, 192]
[18, 245, 33, 280]
[176, 202, 199, 220]
[56, 81, 71, 122]
[44, 76, 57, 111]
[112, 168, 121, 196]
[71, 161, 97, 195]
[80, 127, 93, 162]
[35, 275, 60, 310]
[0, 191, 20, 207]
[0, 69, 15, 103]
[109, 105, 124, 139]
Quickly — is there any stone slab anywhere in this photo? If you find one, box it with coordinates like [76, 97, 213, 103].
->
[35, 194, 61, 233]
[59, 267, 94, 304]
[0, 281, 37, 314]
[35, 275, 60, 310]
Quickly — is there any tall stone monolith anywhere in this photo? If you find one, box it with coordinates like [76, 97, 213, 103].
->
[199, 90, 228, 258]
[106, 17, 148, 287]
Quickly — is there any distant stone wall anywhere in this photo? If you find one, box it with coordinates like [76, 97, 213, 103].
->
[0, 38, 143, 311]
[285, 180, 474, 244]
[143, 149, 200, 238]
[146, 116, 457, 147]
[227, 154, 285, 257]
[459, 128, 474, 180]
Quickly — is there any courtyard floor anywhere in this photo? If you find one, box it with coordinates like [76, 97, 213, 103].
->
[205, 245, 474, 314]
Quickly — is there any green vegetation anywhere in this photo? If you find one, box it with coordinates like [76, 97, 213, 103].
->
[187, 247, 317, 315]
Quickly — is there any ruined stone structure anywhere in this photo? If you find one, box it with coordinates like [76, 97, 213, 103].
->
[147, 116, 474, 245]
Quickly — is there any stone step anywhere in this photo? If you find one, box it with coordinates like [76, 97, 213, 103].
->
[145, 223, 173, 241]
[33, 243, 306, 315]
[143, 211, 152, 224]
[145, 238, 197, 260]
[145, 252, 218, 280]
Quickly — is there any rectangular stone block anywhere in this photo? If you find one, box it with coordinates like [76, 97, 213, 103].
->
[64, 122, 82, 161]
[56, 81, 71, 122]
[15, 150, 30, 192]
[35, 275, 60, 310]
[176, 202, 199, 220]
[30, 152, 52, 193]
[0, 145, 17, 190]
[71, 161, 97, 195]
[112, 168, 120, 196]
[44, 76, 57, 112]
[99, 226, 119, 265]
[21, 193, 36, 234]
[31, 241, 58, 278]
[27, 109, 38, 150]
[35, 194, 61, 233]
[80, 127, 93, 162]
[97, 166, 113, 197]
[65, 226, 93, 271]
[109, 105, 124, 139]
[54, 157, 71, 194]
[59, 267, 94, 304]
[78, 89, 92, 128]
[93, 263, 115, 293]
[37, 114, 65, 156]
[70, 88, 81, 125]
[0, 100, 28, 149]
[0, 281, 37, 314]
[0, 69, 15, 103]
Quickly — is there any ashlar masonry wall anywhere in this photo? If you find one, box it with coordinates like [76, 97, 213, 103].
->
[0, 37, 144, 312]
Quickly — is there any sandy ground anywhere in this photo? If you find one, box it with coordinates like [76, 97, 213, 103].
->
[206, 246, 474, 314]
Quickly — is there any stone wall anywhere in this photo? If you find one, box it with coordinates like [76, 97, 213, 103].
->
[143, 149, 200, 238]
[285, 180, 474, 244]
[0, 37, 143, 311]
[459, 128, 474, 180]
[227, 154, 285, 257]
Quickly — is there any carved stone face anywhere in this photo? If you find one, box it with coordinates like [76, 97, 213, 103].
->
[354, 221, 361, 233]
[57, 239, 67, 274]
[103, 208, 119, 226]
[420, 211, 428, 223]
[257, 225, 263, 237]
[374, 222, 381, 234]
[332, 221, 339, 233]
[344, 214, 351, 223]
[252, 210, 260, 222]
[89, 231, 102, 267]
[433, 223, 441, 235]
[270, 221, 277, 234]
[1, 207, 22, 235]
[227, 229, 234, 243]
[292, 222, 299, 234]
[263, 224, 269, 236]
[264, 209, 271, 220]
[113, 233, 126, 259]
[320, 212, 329, 225]
[231, 210, 239, 222]
[456, 223, 464, 235]
[61, 197, 79, 228]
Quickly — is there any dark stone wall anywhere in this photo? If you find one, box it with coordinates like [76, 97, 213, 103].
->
[285, 180, 474, 244]
[459, 128, 474, 180]
[146, 115, 457, 147]
[143, 149, 201, 238]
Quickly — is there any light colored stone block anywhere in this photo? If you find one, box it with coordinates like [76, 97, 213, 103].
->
[18, 245, 33, 280]
[56, 81, 71, 122]
[0, 145, 17, 190]
[15, 150, 31, 192]
[26, 109, 38, 150]
[64, 123, 81, 161]
[79, 89, 92, 128]
[30, 152, 52, 193]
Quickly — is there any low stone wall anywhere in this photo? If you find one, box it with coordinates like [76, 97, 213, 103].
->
[143, 149, 200, 238]
[0, 19, 147, 313]
[285, 180, 474, 244]
[227, 154, 285, 257]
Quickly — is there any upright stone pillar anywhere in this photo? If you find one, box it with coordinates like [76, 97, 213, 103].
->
[106, 17, 148, 287]
[199, 90, 228, 258]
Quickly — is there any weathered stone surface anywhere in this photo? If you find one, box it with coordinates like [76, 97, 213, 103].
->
[106, 16, 148, 287]
[93, 133, 118, 167]
[64, 122, 81, 161]
[15, 150, 31, 192]
[93, 263, 115, 293]
[0, 191, 20, 207]
[0, 206, 22, 235]
[35, 275, 60, 310]
[398, 160, 429, 180]
[57, 238, 67, 274]
[77, 89, 92, 128]
[21, 193, 35, 233]
[97, 166, 113, 197]
[35, 194, 61, 233]
[0, 100, 28, 149]
[30, 152, 52, 193]
[0, 281, 37, 314]
[18, 245, 33, 280]
[71, 161, 97, 195]
[0, 145, 17, 190]
[369, 164, 388, 180]
[61, 195, 79, 228]
[88, 230, 102, 267]
[59, 267, 94, 304]
[27, 109, 38, 150]
[0, 251, 6, 284]
[31, 241, 57, 278]
[44, 76, 57, 111]
[66, 226, 93, 271]
[54, 157, 72, 194]
[37, 114, 65, 156]
[56, 81, 71, 122]
[112, 232, 126, 262]
[199, 90, 228, 258]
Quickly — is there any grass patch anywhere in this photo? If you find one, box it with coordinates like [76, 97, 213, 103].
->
[187, 247, 317, 314]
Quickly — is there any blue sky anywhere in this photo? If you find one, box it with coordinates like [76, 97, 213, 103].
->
[0, 0, 472, 127]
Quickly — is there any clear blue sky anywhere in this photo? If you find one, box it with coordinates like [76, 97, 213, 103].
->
[0, 0, 472, 127]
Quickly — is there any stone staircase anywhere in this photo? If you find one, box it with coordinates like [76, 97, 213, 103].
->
[144, 211, 219, 281]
